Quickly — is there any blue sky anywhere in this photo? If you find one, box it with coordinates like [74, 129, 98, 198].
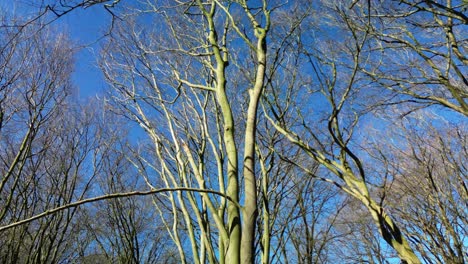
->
[60, 5, 113, 98]
[0, 0, 112, 98]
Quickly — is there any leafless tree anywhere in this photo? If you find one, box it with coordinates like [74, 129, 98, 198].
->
[264, 1, 425, 262]
[357, 0, 468, 115]
[0, 21, 102, 263]
[1, 1, 466, 263]
[380, 116, 467, 263]
[99, 0, 273, 263]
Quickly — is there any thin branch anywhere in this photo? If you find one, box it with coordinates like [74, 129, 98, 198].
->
[0, 187, 240, 232]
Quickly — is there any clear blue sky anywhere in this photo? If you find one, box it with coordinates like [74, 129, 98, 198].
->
[62, 5, 113, 98]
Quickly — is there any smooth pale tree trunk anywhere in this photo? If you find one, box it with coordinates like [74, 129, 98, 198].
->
[366, 199, 421, 264]
[200, 3, 241, 263]
[215, 37, 241, 264]
[196, 2, 271, 263]
[344, 175, 421, 264]
[268, 120, 422, 264]
[241, 26, 268, 264]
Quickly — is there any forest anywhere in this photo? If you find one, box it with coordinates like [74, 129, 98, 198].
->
[0, 0, 466, 263]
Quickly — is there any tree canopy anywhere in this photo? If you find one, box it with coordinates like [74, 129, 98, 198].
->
[0, 1, 466, 263]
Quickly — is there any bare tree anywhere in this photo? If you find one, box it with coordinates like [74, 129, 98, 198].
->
[1, 1, 465, 263]
[99, 1, 271, 262]
[0, 21, 103, 263]
[357, 0, 468, 115]
[381, 116, 467, 263]
[264, 1, 424, 262]
[75, 115, 179, 264]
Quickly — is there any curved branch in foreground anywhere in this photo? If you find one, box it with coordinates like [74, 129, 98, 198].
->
[0, 187, 239, 232]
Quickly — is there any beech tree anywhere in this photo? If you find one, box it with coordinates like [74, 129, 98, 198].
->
[264, 1, 466, 263]
[0, 22, 96, 263]
[0, 1, 466, 263]
[362, 0, 468, 116]
[99, 0, 272, 262]
[383, 117, 467, 263]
